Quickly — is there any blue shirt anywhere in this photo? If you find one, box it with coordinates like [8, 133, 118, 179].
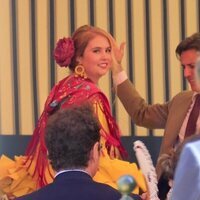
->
[172, 139, 200, 200]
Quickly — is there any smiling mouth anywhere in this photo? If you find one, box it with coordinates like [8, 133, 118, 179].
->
[98, 64, 108, 68]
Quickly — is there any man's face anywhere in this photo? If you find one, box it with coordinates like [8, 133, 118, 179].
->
[180, 49, 200, 92]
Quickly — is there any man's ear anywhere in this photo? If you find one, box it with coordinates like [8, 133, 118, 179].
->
[90, 142, 100, 162]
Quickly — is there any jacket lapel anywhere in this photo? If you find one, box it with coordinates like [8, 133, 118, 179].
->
[160, 91, 194, 155]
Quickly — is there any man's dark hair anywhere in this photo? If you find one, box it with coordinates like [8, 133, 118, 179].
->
[176, 32, 200, 58]
[45, 103, 100, 171]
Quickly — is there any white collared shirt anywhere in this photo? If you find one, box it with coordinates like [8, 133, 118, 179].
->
[178, 93, 200, 144]
[55, 169, 90, 178]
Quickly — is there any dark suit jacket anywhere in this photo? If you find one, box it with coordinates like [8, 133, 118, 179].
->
[117, 79, 194, 177]
[16, 171, 141, 200]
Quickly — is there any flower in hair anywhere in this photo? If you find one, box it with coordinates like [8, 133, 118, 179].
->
[53, 37, 75, 67]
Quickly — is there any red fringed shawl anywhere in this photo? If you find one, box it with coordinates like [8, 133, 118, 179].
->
[25, 75, 127, 188]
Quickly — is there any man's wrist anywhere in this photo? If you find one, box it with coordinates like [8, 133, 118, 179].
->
[112, 70, 128, 86]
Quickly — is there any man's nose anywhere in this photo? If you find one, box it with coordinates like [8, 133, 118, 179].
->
[184, 66, 192, 77]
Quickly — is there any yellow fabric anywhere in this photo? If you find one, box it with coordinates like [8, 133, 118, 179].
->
[0, 101, 146, 197]
[0, 155, 37, 197]
[93, 101, 146, 193]
[0, 152, 146, 197]
[94, 148, 146, 193]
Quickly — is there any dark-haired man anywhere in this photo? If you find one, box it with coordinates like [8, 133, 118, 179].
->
[16, 104, 141, 200]
[112, 32, 200, 199]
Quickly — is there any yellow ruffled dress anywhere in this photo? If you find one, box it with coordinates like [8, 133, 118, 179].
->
[0, 101, 146, 197]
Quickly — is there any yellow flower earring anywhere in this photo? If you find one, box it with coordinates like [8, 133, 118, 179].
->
[74, 64, 87, 78]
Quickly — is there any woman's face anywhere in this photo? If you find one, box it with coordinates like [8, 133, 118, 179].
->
[78, 35, 112, 83]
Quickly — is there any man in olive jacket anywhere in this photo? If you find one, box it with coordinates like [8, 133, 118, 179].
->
[112, 32, 200, 179]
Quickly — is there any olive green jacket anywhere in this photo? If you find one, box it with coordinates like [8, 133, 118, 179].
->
[117, 79, 193, 177]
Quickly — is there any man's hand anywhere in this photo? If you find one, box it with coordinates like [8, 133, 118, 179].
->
[111, 41, 126, 75]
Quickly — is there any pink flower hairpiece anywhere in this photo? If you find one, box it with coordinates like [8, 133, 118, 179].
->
[53, 37, 75, 67]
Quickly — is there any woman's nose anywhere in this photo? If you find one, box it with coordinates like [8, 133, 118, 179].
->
[101, 50, 111, 58]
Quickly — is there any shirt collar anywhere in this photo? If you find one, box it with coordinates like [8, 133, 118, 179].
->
[192, 92, 199, 101]
[55, 169, 91, 178]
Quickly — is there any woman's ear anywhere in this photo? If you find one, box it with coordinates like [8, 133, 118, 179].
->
[76, 56, 82, 64]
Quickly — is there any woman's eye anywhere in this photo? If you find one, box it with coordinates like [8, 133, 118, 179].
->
[106, 48, 111, 53]
[93, 49, 100, 53]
